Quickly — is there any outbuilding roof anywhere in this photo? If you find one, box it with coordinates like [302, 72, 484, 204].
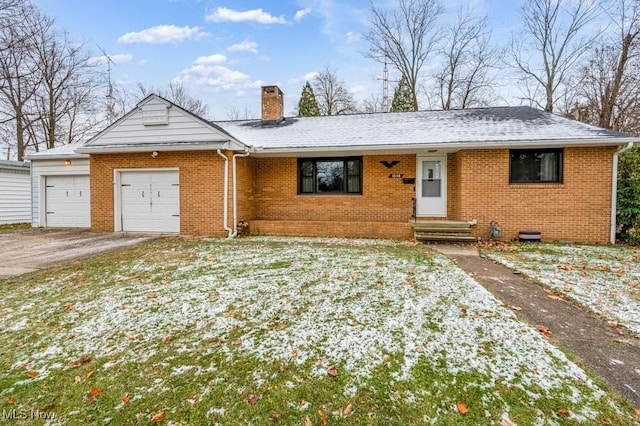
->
[216, 106, 633, 154]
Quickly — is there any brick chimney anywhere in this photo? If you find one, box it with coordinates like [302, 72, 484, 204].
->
[261, 85, 284, 125]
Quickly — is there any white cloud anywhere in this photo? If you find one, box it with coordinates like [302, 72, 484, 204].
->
[175, 58, 264, 93]
[88, 53, 133, 66]
[206, 7, 287, 24]
[345, 31, 362, 43]
[117, 25, 209, 44]
[304, 71, 319, 81]
[294, 8, 312, 21]
[194, 54, 228, 65]
[227, 39, 258, 54]
[137, 59, 148, 66]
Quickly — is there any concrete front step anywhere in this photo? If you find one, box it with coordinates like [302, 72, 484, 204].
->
[415, 233, 476, 242]
[412, 221, 475, 242]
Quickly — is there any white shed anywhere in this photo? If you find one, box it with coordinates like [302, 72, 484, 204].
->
[26, 143, 90, 228]
[0, 160, 30, 224]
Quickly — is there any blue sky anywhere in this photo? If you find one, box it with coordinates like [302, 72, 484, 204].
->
[32, 0, 524, 120]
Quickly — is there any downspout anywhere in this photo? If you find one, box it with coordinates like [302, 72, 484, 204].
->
[231, 148, 251, 237]
[216, 149, 233, 238]
[611, 142, 634, 244]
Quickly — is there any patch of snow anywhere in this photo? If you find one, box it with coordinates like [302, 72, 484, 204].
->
[485, 243, 640, 337]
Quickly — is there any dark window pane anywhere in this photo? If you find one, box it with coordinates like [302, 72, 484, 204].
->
[316, 161, 344, 192]
[510, 149, 562, 183]
[298, 157, 362, 194]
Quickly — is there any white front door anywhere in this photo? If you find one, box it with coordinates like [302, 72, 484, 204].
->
[45, 175, 90, 227]
[119, 170, 180, 233]
[416, 156, 447, 217]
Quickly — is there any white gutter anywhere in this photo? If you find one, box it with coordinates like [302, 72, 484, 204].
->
[216, 149, 233, 238]
[231, 148, 251, 237]
[611, 142, 635, 244]
[247, 137, 639, 157]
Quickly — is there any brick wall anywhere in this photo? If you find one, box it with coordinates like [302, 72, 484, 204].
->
[453, 146, 617, 243]
[249, 154, 416, 238]
[90, 151, 227, 236]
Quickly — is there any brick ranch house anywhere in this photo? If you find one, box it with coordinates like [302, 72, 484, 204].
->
[28, 85, 637, 243]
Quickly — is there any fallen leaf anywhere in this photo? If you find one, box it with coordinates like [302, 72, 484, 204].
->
[85, 370, 95, 379]
[270, 411, 280, 421]
[247, 395, 258, 405]
[501, 417, 515, 426]
[291, 349, 298, 356]
[457, 402, 468, 414]
[121, 394, 130, 403]
[609, 322, 619, 329]
[21, 364, 28, 370]
[327, 366, 338, 377]
[74, 376, 81, 383]
[634, 408, 640, 416]
[150, 412, 165, 423]
[80, 354, 92, 364]
[88, 386, 100, 402]
[147, 292, 156, 299]
[26, 370, 38, 378]
[318, 409, 328, 426]
[304, 416, 312, 426]
[535, 324, 553, 338]
[559, 407, 569, 417]
[351, 320, 359, 326]
[234, 339, 242, 346]
[163, 336, 171, 344]
[343, 402, 353, 415]
[415, 346, 424, 353]
[461, 308, 468, 315]
[6, 397, 14, 404]
[547, 295, 563, 301]
[41, 403, 54, 412]
[127, 335, 137, 341]
[509, 305, 522, 311]
[68, 362, 81, 369]
[16, 341, 23, 347]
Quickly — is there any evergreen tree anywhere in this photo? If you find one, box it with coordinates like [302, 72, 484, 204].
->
[297, 81, 320, 116]
[391, 75, 416, 112]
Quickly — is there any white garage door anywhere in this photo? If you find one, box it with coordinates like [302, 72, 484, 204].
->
[45, 175, 90, 227]
[120, 170, 180, 233]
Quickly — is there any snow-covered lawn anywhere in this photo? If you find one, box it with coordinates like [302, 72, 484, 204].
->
[482, 242, 640, 338]
[0, 237, 635, 424]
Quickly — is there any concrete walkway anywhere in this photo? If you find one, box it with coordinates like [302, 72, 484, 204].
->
[431, 243, 640, 407]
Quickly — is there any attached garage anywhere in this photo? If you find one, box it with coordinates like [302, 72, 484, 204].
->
[44, 175, 90, 227]
[116, 169, 180, 233]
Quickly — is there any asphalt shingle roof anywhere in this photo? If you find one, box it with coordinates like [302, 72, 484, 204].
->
[216, 106, 630, 152]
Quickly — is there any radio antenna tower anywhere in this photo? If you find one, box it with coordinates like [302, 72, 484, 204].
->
[98, 45, 116, 124]
[376, 54, 397, 113]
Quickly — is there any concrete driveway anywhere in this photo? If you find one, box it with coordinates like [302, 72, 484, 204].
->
[0, 228, 161, 278]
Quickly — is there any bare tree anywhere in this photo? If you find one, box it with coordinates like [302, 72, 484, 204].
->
[360, 94, 386, 113]
[312, 65, 356, 115]
[0, 1, 52, 160]
[225, 104, 257, 120]
[365, 0, 443, 110]
[574, 0, 640, 132]
[434, 8, 500, 109]
[32, 28, 98, 149]
[136, 81, 209, 117]
[508, 0, 602, 112]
